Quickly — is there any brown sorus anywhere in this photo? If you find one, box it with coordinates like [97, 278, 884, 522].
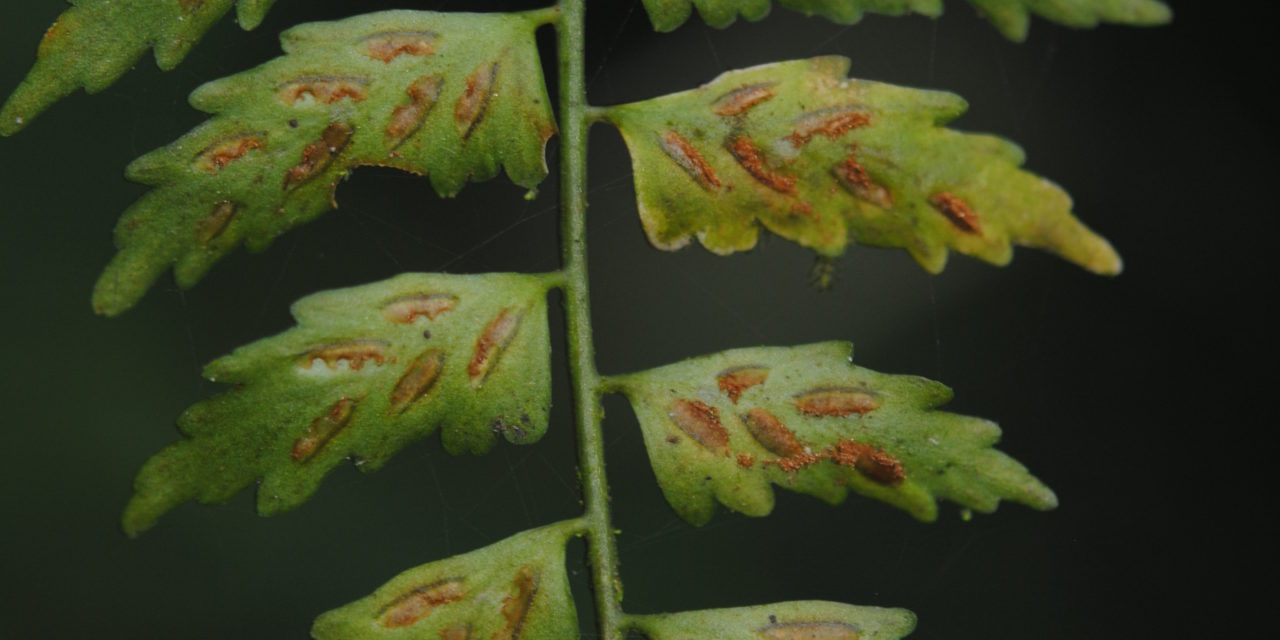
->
[716, 365, 769, 403]
[469, 307, 522, 385]
[362, 31, 438, 63]
[795, 387, 880, 417]
[729, 136, 797, 194]
[712, 83, 776, 116]
[668, 399, 731, 454]
[377, 578, 466, 628]
[291, 397, 356, 462]
[929, 191, 982, 234]
[659, 131, 722, 191]
[382, 293, 458, 324]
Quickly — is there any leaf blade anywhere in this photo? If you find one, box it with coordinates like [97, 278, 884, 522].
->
[312, 521, 579, 640]
[606, 57, 1121, 276]
[615, 342, 1057, 525]
[0, 0, 280, 135]
[629, 601, 916, 639]
[122, 272, 554, 537]
[640, 0, 1170, 38]
[91, 10, 557, 316]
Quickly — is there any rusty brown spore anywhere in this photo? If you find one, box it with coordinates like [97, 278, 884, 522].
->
[788, 107, 872, 147]
[659, 131, 722, 191]
[741, 408, 805, 457]
[759, 620, 862, 640]
[445, 624, 476, 640]
[390, 349, 445, 412]
[929, 191, 982, 234]
[717, 365, 769, 403]
[291, 397, 356, 462]
[761, 437, 905, 486]
[833, 156, 893, 209]
[795, 387, 880, 417]
[468, 307, 522, 386]
[194, 134, 264, 174]
[729, 135, 796, 195]
[300, 340, 388, 371]
[668, 399, 730, 455]
[377, 578, 466, 628]
[499, 566, 540, 639]
[831, 440, 906, 486]
[196, 201, 237, 244]
[382, 293, 458, 324]
[455, 61, 500, 140]
[440, 623, 471, 640]
[736, 453, 757, 468]
[283, 123, 353, 190]
[276, 77, 368, 106]
[712, 82, 776, 116]
[362, 31, 438, 63]
[386, 74, 443, 146]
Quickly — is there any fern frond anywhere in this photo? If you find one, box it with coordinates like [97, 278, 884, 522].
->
[604, 57, 1121, 275]
[0, 0, 279, 135]
[641, 0, 1171, 39]
[629, 601, 916, 639]
[122, 273, 554, 536]
[614, 342, 1057, 525]
[92, 10, 556, 316]
[312, 521, 579, 639]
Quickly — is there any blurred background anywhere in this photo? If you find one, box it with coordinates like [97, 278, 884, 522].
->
[0, 1, 1268, 637]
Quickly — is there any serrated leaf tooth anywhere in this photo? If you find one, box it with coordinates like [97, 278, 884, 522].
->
[236, 0, 278, 31]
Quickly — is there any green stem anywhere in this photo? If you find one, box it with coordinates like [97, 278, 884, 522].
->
[556, 1, 624, 639]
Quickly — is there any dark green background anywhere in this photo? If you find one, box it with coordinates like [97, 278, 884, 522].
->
[0, 1, 1266, 637]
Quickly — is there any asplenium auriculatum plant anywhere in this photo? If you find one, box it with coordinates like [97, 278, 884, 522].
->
[1, 1, 1170, 637]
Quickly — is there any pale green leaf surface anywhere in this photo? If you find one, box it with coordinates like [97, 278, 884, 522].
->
[123, 273, 553, 537]
[640, 0, 1170, 39]
[629, 601, 916, 639]
[0, 0, 279, 135]
[614, 342, 1057, 525]
[312, 521, 579, 640]
[92, 10, 556, 316]
[606, 57, 1121, 275]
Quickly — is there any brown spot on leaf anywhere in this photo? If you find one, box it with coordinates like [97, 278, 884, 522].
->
[362, 31, 438, 62]
[669, 399, 730, 455]
[194, 134, 264, 174]
[383, 293, 458, 324]
[712, 82, 776, 116]
[659, 131, 722, 191]
[795, 387, 880, 417]
[440, 623, 471, 640]
[387, 74, 443, 146]
[788, 107, 872, 147]
[468, 307, 522, 386]
[758, 621, 862, 640]
[179, 0, 204, 14]
[929, 192, 982, 234]
[390, 349, 445, 412]
[377, 578, 466, 628]
[300, 340, 388, 371]
[455, 61, 499, 140]
[741, 408, 805, 457]
[830, 440, 906, 486]
[717, 366, 769, 403]
[737, 453, 757, 468]
[834, 156, 893, 209]
[276, 77, 368, 105]
[291, 397, 356, 462]
[729, 136, 796, 195]
[499, 566, 539, 639]
[196, 201, 237, 244]
[283, 123, 353, 190]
